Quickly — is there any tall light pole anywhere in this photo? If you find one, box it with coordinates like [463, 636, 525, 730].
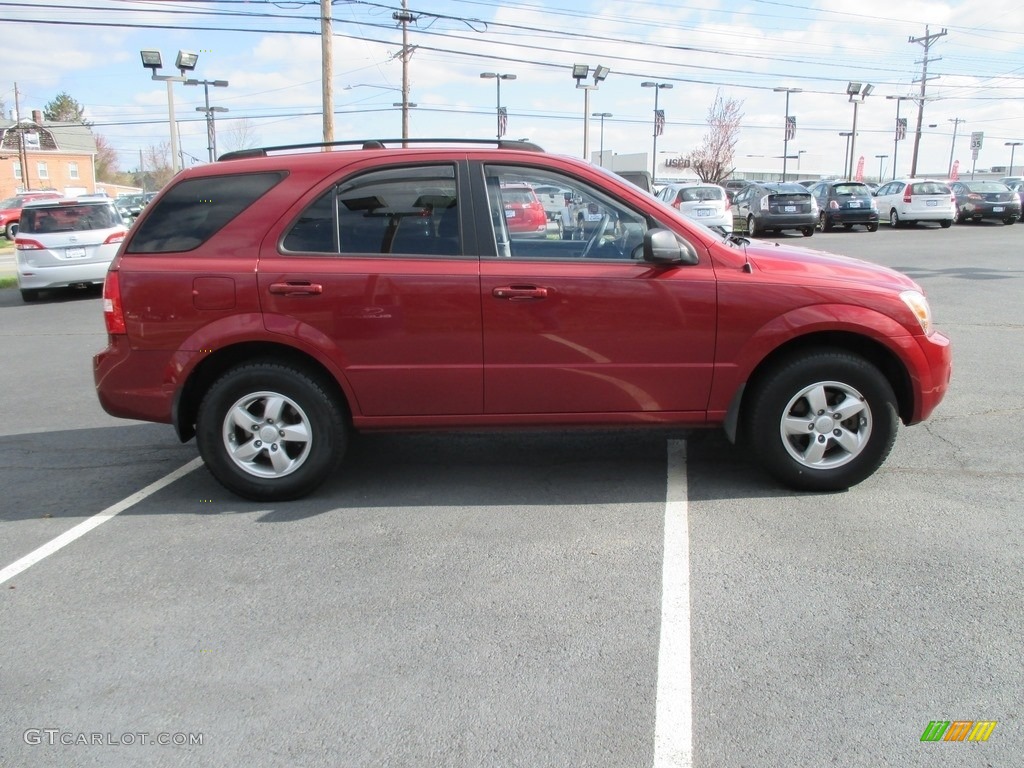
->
[839, 132, 853, 178]
[1006, 141, 1023, 175]
[774, 86, 801, 182]
[875, 154, 888, 182]
[572, 64, 609, 161]
[592, 112, 612, 166]
[947, 117, 965, 177]
[846, 82, 873, 180]
[885, 95, 914, 180]
[480, 72, 516, 139]
[185, 78, 229, 162]
[140, 49, 199, 174]
[641, 81, 673, 181]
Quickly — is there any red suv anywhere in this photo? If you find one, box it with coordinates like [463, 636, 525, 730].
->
[0, 190, 63, 239]
[94, 139, 951, 500]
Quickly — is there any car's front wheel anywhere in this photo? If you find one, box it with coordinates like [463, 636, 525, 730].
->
[819, 212, 832, 232]
[196, 362, 348, 501]
[5, 222, 17, 239]
[744, 351, 898, 491]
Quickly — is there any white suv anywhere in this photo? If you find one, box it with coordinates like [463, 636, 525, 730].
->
[873, 179, 956, 228]
[15, 198, 128, 302]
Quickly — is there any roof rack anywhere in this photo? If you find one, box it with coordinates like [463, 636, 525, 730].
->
[218, 138, 545, 162]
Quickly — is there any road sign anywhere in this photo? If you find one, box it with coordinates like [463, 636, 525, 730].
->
[970, 131, 984, 150]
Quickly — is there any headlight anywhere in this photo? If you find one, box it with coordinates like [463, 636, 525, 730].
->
[900, 290, 933, 336]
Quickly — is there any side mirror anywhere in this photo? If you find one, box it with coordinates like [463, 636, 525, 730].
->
[643, 228, 699, 266]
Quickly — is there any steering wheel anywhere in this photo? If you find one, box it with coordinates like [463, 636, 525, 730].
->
[581, 214, 611, 257]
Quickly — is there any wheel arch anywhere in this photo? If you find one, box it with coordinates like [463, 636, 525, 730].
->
[725, 330, 913, 443]
[173, 341, 351, 442]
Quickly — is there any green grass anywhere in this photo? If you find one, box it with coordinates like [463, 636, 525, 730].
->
[0, 276, 17, 289]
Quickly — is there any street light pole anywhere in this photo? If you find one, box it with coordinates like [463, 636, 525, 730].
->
[875, 154, 888, 182]
[140, 49, 200, 174]
[774, 86, 801, 182]
[592, 112, 612, 166]
[839, 132, 853, 178]
[641, 81, 673, 181]
[846, 82, 873, 180]
[185, 78, 229, 162]
[480, 72, 516, 139]
[885, 95, 914, 180]
[947, 117, 965, 177]
[572, 65, 609, 161]
[1006, 141, 1023, 176]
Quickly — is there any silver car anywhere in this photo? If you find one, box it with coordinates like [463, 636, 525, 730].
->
[15, 198, 128, 302]
[657, 182, 733, 233]
[873, 178, 956, 228]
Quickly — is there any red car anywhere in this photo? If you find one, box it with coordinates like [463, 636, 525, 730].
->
[94, 139, 951, 500]
[501, 183, 548, 238]
[0, 190, 63, 239]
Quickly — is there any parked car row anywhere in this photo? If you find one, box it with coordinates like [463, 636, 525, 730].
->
[712, 177, 1022, 236]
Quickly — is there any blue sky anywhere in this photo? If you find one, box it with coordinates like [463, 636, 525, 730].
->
[2, 0, 1022, 180]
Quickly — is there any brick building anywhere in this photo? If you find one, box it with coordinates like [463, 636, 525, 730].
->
[0, 110, 99, 199]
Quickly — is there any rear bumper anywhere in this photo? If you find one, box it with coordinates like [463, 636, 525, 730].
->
[93, 335, 177, 425]
[17, 260, 110, 290]
[827, 210, 879, 225]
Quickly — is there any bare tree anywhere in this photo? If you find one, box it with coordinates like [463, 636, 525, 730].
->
[673, 91, 744, 184]
[220, 118, 261, 154]
[141, 142, 174, 189]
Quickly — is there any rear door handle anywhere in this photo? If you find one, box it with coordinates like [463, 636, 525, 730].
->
[492, 285, 549, 301]
[269, 281, 323, 296]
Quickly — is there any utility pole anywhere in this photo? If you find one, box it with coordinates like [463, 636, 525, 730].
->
[908, 25, 947, 177]
[393, 0, 416, 142]
[321, 0, 333, 142]
[14, 82, 29, 190]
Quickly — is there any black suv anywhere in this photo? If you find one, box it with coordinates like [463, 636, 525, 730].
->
[731, 182, 816, 237]
[808, 180, 880, 232]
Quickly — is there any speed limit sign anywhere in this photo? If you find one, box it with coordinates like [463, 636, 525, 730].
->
[970, 131, 984, 150]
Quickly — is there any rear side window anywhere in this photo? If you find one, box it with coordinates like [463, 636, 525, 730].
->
[283, 164, 460, 257]
[127, 171, 284, 253]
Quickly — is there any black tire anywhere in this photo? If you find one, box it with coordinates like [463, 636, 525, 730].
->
[866, 223, 879, 232]
[196, 362, 348, 501]
[743, 351, 898, 491]
[843, 223, 853, 230]
[954, 208, 965, 224]
[5, 222, 17, 240]
[939, 220, 952, 229]
[747, 215, 758, 237]
[889, 210, 901, 228]
[801, 226, 814, 237]
[819, 212, 833, 232]
[1003, 217, 1016, 226]
[20, 289, 40, 302]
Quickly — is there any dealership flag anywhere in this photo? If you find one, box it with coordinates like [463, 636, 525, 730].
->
[896, 117, 907, 141]
[785, 116, 796, 140]
[654, 109, 665, 137]
[498, 107, 508, 138]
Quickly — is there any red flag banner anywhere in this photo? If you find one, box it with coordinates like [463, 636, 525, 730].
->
[855, 155, 865, 182]
[654, 109, 665, 137]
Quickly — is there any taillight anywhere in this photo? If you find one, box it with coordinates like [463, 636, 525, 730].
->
[724, 198, 731, 212]
[903, 189, 912, 203]
[829, 200, 839, 210]
[104, 230, 127, 245]
[15, 238, 44, 250]
[760, 196, 769, 212]
[103, 270, 126, 335]
[671, 199, 680, 209]
[967, 193, 983, 200]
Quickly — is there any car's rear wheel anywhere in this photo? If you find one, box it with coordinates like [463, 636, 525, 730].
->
[843, 223, 853, 230]
[801, 226, 814, 237]
[20, 289, 39, 302]
[747, 215, 758, 237]
[889, 210, 901, 228]
[940, 220, 952, 228]
[744, 351, 898, 491]
[196, 362, 348, 501]
[866, 223, 879, 232]
[5, 222, 17, 239]
[1003, 217, 1016, 225]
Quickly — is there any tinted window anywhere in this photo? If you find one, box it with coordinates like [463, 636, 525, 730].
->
[833, 184, 870, 196]
[680, 187, 723, 202]
[910, 182, 950, 195]
[127, 172, 284, 253]
[22, 203, 121, 233]
[283, 164, 460, 257]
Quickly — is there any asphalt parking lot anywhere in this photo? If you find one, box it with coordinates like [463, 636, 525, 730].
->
[1, 222, 1021, 767]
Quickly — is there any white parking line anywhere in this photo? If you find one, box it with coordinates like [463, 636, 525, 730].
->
[653, 439, 693, 767]
[0, 457, 203, 586]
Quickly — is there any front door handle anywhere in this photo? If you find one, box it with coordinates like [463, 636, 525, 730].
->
[269, 281, 323, 297]
[492, 285, 549, 301]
